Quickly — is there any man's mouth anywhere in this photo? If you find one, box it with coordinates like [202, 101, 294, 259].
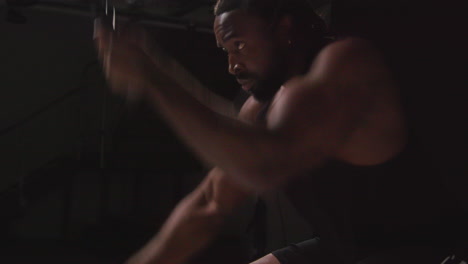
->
[236, 79, 253, 92]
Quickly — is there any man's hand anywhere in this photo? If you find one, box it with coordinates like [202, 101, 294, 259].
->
[122, 168, 255, 264]
[94, 20, 167, 101]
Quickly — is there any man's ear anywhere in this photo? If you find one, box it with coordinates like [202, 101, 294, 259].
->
[276, 15, 294, 47]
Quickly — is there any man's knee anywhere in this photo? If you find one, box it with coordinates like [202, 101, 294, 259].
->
[250, 254, 281, 264]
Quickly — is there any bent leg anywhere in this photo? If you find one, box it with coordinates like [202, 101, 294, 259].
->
[254, 238, 346, 264]
[251, 254, 281, 264]
[272, 238, 322, 264]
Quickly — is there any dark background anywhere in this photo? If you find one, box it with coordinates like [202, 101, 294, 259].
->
[0, 0, 466, 263]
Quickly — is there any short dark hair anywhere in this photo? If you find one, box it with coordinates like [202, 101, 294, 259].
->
[214, 0, 327, 36]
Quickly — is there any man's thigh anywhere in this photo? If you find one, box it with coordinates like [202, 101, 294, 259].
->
[251, 254, 281, 264]
[268, 238, 346, 264]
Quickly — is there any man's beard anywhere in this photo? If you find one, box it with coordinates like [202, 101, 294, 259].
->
[249, 76, 283, 102]
[248, 65, 286, 103]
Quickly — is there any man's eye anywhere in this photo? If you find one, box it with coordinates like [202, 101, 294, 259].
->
[235, 41, 246, 50]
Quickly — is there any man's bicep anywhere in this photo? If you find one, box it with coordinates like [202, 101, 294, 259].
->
[266, 82, 351, 167]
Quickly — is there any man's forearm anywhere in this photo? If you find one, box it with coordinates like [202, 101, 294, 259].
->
[145, 73, 286, 190]
[126, 187, 224, 264]
[126, 167, 254, 264]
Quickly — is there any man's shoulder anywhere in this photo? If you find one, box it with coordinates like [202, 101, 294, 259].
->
[267, 37, 393, 123]
[308, 37, 388, 83]
[318, 37, 380, 62]
[237, 96, 262, 124]
[325, 37, 375, 50]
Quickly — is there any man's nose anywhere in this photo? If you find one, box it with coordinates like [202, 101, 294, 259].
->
[228, 55, 244, 75]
